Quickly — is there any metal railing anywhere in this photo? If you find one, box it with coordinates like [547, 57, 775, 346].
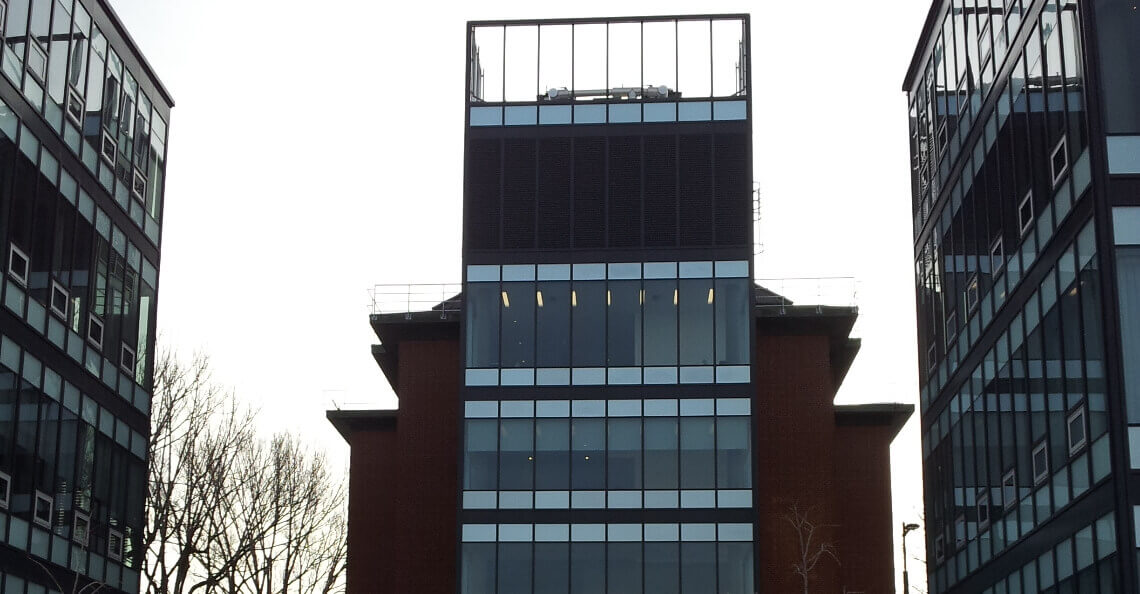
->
[754, 277, 858, 311]
[369, 283, 462, 316]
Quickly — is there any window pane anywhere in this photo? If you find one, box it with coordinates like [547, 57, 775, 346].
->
[680, 542, 716, 594]
[572, 418, 605, 489]
[461, 543, 496, 594]
[465, 419, 498, 490]
[679, 279, 714, 365]
[607, 280, 643, 366]
[502, 281, 535, 367]
[717, 417, 751, 488]
[536, 419, 570, 490]
[715, 278, 750, 365]
[644, 417, 678, 489]
[680, 417, 715, 488]
[466, 283, 500, 368]
[571, 543, 605, 594]
[608, 542, 643, 594]
[499, 542, 533, 594]
[645, 542, 679, 594]
[644, 280, 678, 365]
[537, 281, 571, 367]
[573, 282, 606, 366]
[535, 543, 570, 594]
[607, 418, 642, 489]
[718, 542, 753, 594]
[500, 419, 534, 490]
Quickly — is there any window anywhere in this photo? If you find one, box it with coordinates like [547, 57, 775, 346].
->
[1033, 441, 1050, 484]
[991, 236, 1004, 274]
[100, 130, 117, 165]
[50, 281, 68, 319]
[34, 491, 52, 528]
[935, 534, 945, 562]
[937, 122, 948, 151]
[132, 169, 147, 203]
[73, 512, 90, 546]
[8, 243, 28, 286]
[1051, 136, 1068, 186]
[0, 471, 9, 509]
[1003, 469, 1017, 509]
[66, 87, 84, 126]
[120, 343, 136, 374]
[966, 274, 979, 311]
[954, 515, 966, 547]
[108, 529, 124, 561]
[977, 491, 990, 530]
[25, 40, 47, 82]
[945, 311, 957, 345]
[1068, 407, 1087, 455]
[928, 342, 938, 372]
[1019, 191, 1034, 236]
[87, 316, 104, 349]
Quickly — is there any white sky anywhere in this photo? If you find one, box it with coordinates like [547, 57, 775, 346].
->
[108, 0, 934, 590]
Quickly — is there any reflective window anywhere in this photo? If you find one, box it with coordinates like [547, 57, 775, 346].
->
[571, 419, 605, 489]
[461, 543, 495, 594]
[465, 419, 498, 490]
[535, 543, 570, 594]
[607, 543, 641, 593]
[467, 284, 500, 368]
[644, 279, 678, 365]
[500, 419, 533, 490]
[498, 543, 532, 594]
[607, 280, 642, 366]
[536, 419, 570, 490]
[572, 282, 606, 367]
[645, 417, 679, 489]
[501, 282, 535, 367]
[537, 281, 571, 366]
[680, 418, 715, 489]
[607, 418, 641, 489]
[679, 279, 714, 365]
[716, 417, 751, 489]
[715, 278, 750, 365]
[680, 542, 716, 593]
[645, 542, 680, 594]
[570, 543, 604, 594]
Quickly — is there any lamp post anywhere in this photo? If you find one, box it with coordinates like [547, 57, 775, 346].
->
[901, 522, 921, 594]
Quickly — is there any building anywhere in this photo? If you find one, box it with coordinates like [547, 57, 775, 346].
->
[904, 0, 1140, 591]
[0, 0, 172, 592]
[330, 14, 910, 594]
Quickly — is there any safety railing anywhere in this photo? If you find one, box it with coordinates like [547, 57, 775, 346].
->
[369, 283, 462, 316]
[753, 277, 858, 311]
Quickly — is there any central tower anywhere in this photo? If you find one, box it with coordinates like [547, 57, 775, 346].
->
[457, 15, 757, 592]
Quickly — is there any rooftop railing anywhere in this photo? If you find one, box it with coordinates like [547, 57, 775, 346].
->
[753, 277, 858, 312]
[368, 277, 857, 316]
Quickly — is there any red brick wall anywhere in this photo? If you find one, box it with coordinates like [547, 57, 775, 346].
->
[753, 333, 841, 593]
[753, 331, 899, 593]
[346, 339, 460, 594]
[833, 424, 897, 593]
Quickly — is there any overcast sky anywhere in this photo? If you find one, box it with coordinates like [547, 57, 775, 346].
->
[108, 0, 934, 589]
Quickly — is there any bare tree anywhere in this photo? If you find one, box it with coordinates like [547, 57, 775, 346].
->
[783, 502, 839, 594]
[143, 350, 346, 594]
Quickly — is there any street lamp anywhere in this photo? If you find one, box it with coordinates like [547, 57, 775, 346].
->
[901, 522, 921, 594]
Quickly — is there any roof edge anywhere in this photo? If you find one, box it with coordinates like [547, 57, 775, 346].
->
[327, 409, 398, 442]
[98, 0, 176, 107]
[902, 0, 946, 93]
[834, 403, 915, 440]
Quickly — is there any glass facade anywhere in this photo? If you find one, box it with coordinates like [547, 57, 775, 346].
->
[462, 399, 751, 510]
[462, 16, 754, 592]
[0, 1, 169, 592]
[464, 262, 751, 386]
[902, 0, 1140, 591]
[460, 523, 753, 594]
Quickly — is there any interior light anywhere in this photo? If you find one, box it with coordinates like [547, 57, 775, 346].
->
[640, 289, 644, 304]
[572, 290, 578, 307]
[501, 291, 510, 308]
[536, 291, 544, 307]
[673, 289, 678, 306]
[607, 290, 612, 306]
[707, 288, 715, 304]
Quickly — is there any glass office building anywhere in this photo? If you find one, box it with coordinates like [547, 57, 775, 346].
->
[330, 13, 910, 594]
[905, 0, 1140, 591]
[0, 0, 172, 592]
[460, 16, 756, 592]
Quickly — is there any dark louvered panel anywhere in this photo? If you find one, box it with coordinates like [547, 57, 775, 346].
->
[573, 137, 606, 248]
[608, 136, 642, 248]
[678, 134, 713, 246]
[644, 135, 677, 248]
[537, 137, 572, 249]
[502, 138, 537, 249]
[465, 138, 501, 250]
[714, 133, 750, 246]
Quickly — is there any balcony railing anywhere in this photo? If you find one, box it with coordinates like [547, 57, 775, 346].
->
[753, 277, 858, 311]
[369, 277, 856, 316]
[369, 283, 462, 317]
